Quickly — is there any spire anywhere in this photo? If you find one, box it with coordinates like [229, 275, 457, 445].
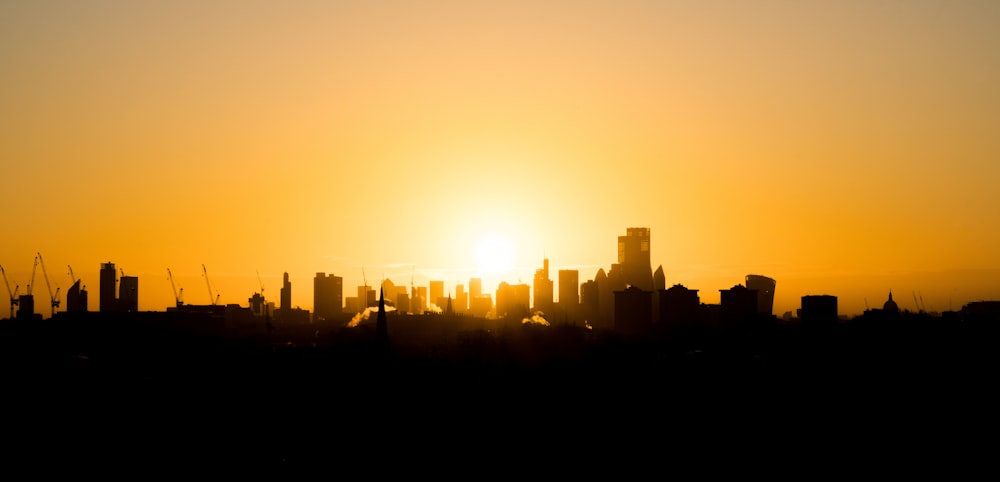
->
[375, 287, 388, 344]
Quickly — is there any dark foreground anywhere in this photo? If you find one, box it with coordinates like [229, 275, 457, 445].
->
[2, 313, 997, 474]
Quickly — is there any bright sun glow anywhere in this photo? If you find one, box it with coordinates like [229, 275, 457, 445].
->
[475, 234, 515, 274]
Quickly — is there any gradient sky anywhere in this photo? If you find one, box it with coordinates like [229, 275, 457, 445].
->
[2, 0, 998, 317]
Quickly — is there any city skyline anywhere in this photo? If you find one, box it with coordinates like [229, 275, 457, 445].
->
[2, 2, 999, 318]
[2, 225, 995, 319]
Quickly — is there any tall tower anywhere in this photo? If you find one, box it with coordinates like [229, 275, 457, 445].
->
[280, 272, 292, 313]
[66, 279, 88, 312]
[99, 262, 117, 313]
[533, 258, 553, 314]
[313, 272, 343, 321]
[430, 280, 444, 309]
[558, 269, 579, 320]
[375, 287, 388, 345]
[745, 274, 776, 316]
[119, 275, 138, 312]
[618, 228, 653, 291]
[469, 277, 482, 300]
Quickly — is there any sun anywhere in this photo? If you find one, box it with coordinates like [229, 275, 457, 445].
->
[474, 234, 515, 274]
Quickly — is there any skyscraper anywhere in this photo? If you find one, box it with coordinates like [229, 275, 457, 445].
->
[313, 272, 343, 321]
[455, 283, 467, 313]
[496, 281, 530, 320]
[280, 272, 291, 313]
[469, 277, 482, 300]
[99, 262, 117, 313]
[66, 279, 88, 313]
[618, 228, 653, 291]
[119, 275, 138, 312]
[533, 258, 553, 314]
[430, 280, 444, 309]
[558, 269, 579, 320]
[745, 274, 776, 316]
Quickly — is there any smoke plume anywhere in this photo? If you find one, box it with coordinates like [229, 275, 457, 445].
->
[347, 305, 396, 328]
[522, 311, 550, 326]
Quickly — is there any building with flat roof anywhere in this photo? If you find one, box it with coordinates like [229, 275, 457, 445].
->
[313, 272, 343, 321]
[618, 227, 653, 291]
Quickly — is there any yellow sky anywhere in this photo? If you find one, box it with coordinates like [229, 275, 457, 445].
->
[2, 0, 998, 317]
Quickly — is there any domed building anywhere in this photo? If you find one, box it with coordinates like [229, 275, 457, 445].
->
[883, 291, 899, 314]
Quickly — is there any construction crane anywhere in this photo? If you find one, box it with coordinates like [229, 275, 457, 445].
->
[37, 253, 60, 318]
[1, 264, 19, 319]
[202, 264, 219, 305]
[68, 265, 77, 284]
[28, 255, 38, 297]
[167, 268, 184, 307]
[256, 269, 265, 296]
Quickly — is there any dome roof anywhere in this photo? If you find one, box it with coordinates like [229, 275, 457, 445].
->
[883, 291, 899, 312]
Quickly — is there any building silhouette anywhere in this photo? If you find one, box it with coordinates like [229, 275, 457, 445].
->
[280, 272, 291, 314]
[653, 265, 665, 321]
[660, 284, 700, 330]
[16, 294, 35, 320]
[594, 268, 619, 330]
[362, 285, 376, 308]
[375, 287, 388, 345]
[558, 269, 579, 321]
[883, 291, 899, 313]
[618, 227, 653, 291]
[395, 290, 410, 314]
[66, 279, 88, 313]
[470, 294, 492, 318]
[99, 262, 117, 313]
[580, 279, 599, 326]
[745, 274, 776, 316]
[430, 280, 444, 310]
[496, 281, 530, 320]
[720, 284, 758, 329]
[533, 258, 553, 315]
[469, 277, 482, 300]
[119, 275, 138, 312]
[454, 283, 467, 313]
[313, 272, 343, 321]
[415, 286, 427, 313]
[614, 285, 652, 334]
[381, 279, 398, 307]
[801, 295, 838, 325]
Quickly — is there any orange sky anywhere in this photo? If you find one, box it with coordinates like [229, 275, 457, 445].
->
[2, 1, 998, 317]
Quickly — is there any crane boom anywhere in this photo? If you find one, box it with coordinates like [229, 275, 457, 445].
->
[68, 265, 77, 284]
[28, 255, 38, 296]
[37, 252, 60, 318]
[203, 264, 219, 305]
[167, 268, 183, 307]
[1, 265, 19, 319]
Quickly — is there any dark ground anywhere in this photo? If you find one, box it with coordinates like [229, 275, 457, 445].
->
[2, 313, 997, 474]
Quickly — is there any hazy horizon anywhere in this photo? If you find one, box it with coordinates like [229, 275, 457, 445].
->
[3, 1, 998, 317]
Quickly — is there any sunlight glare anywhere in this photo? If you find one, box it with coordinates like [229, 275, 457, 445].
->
[475, 234, 515, 274]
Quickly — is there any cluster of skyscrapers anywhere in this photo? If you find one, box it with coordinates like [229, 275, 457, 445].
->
[6, 228, 800, 331]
